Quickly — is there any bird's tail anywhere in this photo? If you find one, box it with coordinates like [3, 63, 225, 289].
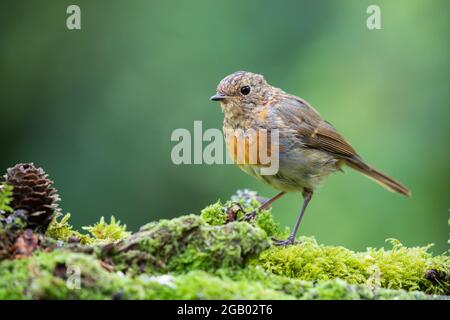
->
[346, 159, 411, 197]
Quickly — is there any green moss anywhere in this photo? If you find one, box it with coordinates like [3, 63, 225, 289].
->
[0, 250, 291, 300]
[200, 198, 286, 238]
[161, 271, 292, 299]
[298, 278, 438, 300]
[0, 184, 13, 213]
[82, 216, 130, 243]
[0, 250, 159, 299]
[1, 189, 448, 300]
[110, 214, 270, 274]
[254, 209, 288, 238]
[364, 239, 449, 294]
[0, 257, 30, 299]
[0, 250, 440, 300]
[231, 267, 436, 300]
[0, 254, 265, 300]
[46, 213, 92, 244]
[200, 201, 227, 226]
[46, 214, 130, 245]
[258, 237, 449, 295]
[228, 190, 288, 237]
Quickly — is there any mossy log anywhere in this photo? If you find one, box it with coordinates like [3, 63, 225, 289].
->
[0, 188, 448, 300]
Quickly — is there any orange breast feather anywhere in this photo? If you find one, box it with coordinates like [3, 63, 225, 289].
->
[226, 130, 273, 167]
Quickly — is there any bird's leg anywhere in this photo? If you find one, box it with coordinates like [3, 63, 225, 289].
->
[273, 189, 313, 246]
[243, 191, 286, 221]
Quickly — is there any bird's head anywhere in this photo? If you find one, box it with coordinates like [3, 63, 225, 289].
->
[210, 71, 273, 109]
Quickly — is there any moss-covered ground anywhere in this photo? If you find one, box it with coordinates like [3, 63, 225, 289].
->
[0, 188, 448, 300]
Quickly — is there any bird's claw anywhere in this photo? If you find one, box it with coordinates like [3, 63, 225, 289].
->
[243, 211, 257, 221]
[226, 202, 245, 223]
[271, 236, 296, 246]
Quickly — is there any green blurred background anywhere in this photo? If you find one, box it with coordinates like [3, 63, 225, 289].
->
[1, 0, 448, 252]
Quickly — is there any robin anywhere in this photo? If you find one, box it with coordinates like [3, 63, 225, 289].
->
[210, 71, 411, 246]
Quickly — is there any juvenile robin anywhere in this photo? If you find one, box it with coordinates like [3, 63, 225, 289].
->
[210, 71, 411, 246]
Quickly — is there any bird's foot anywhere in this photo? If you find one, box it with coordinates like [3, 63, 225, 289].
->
[226, 202, 245, 223]
[243, 210, 257, 221]
[271, 236, 296, 246]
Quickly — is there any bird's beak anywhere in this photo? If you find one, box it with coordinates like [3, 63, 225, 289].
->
[210, 93, 227, 101]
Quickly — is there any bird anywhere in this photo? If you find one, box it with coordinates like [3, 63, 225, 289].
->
[210, 71, 411, 246]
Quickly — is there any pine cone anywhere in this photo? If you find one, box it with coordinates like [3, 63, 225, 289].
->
[3, 163, 60, 231]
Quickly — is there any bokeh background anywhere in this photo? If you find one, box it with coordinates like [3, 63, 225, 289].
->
[1, 0, 449, 252]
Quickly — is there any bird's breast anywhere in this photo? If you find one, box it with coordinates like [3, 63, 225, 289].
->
[223, 127, 274, 167]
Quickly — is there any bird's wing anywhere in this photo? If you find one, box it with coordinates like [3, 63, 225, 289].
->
[275, 95, 359, 160]
[273, 95, 411, 196]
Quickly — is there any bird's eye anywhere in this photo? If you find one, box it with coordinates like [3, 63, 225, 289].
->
[240, 85, 251, 95]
